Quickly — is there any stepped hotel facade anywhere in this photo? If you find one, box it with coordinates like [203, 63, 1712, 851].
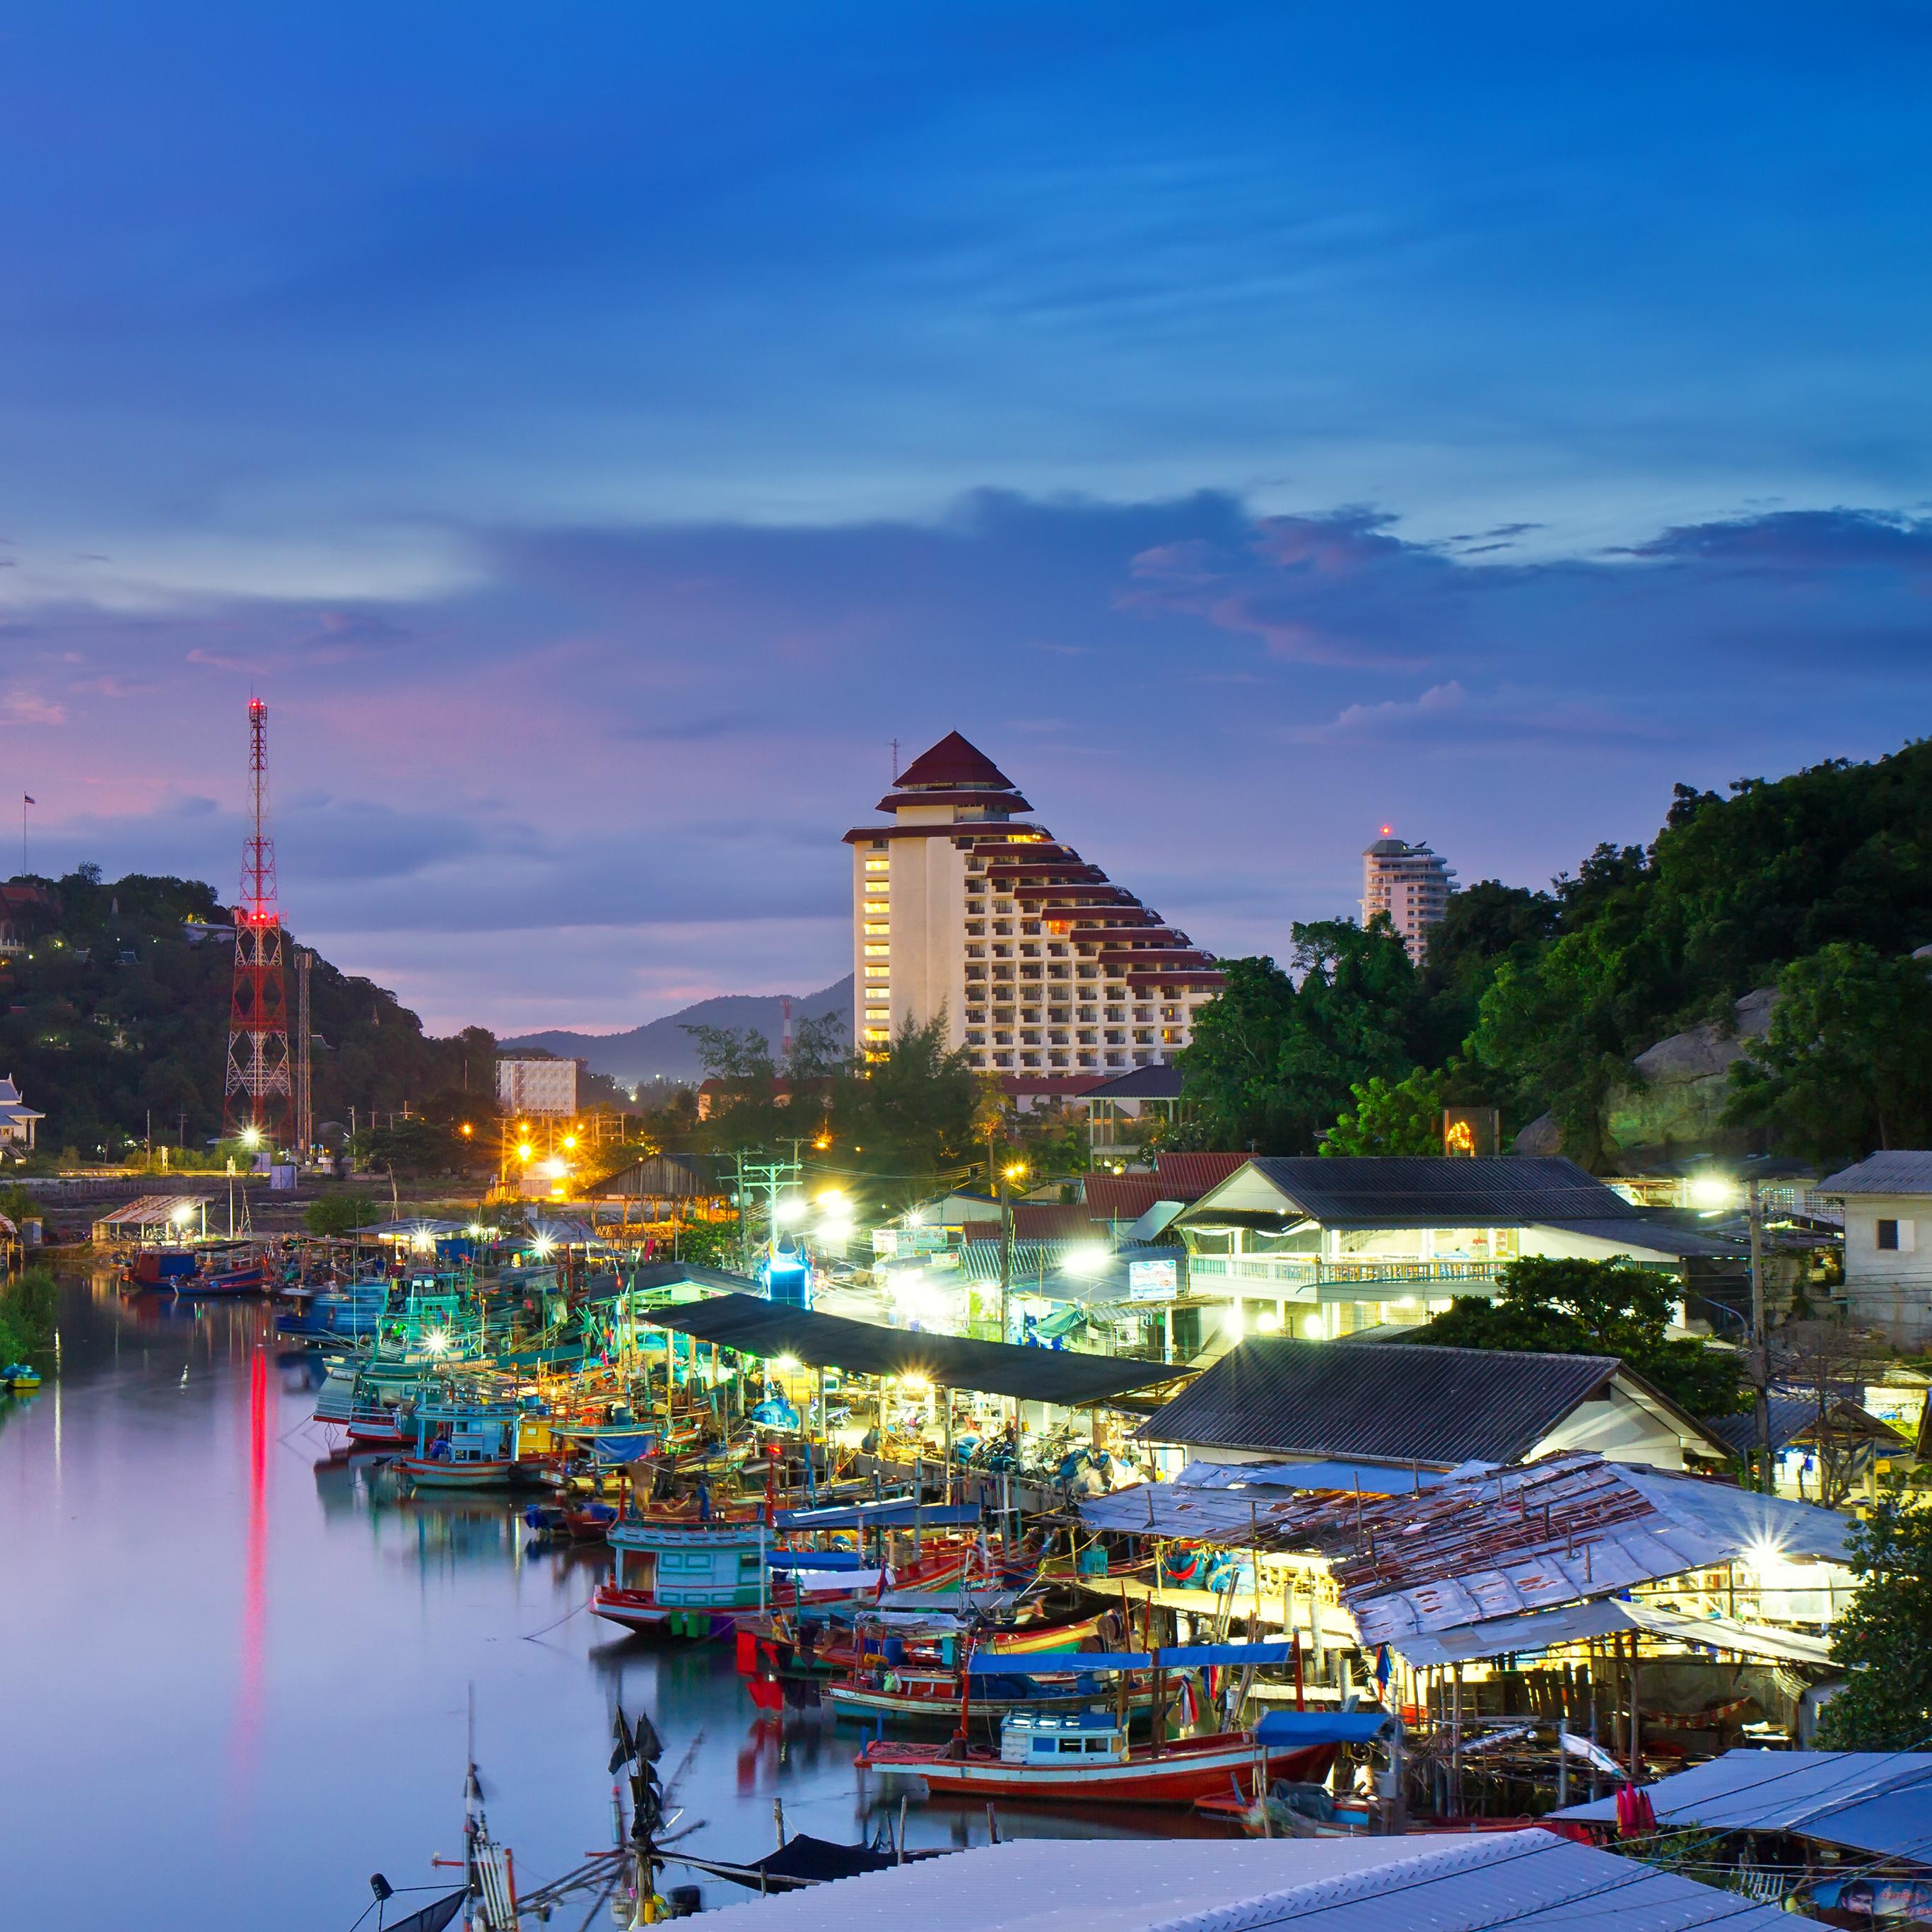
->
[845, 733, 1224, 1076]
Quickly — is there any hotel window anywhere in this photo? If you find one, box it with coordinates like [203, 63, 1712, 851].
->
[1161, 1029, 1181, 1045]
[995, 900, 1015, 914]
[864, 944, 890, 956]
[863, 899, 889, 915]
[864, 924, 890, 937]
[865, 966, 889, 980]
[865, 860, 890, 874]
[1076, 1050, 1096, 1068]
[1021, 920, 1041, 935]
[1106, 1051, 1125, 1067]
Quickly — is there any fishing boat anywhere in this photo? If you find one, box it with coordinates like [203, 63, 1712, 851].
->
[175, 1240, 267, 1294]
[121, 1247, 200, 1292]
[2, 1362, 42, 1391]
[314, 1359, 428, 1446]
[826, 1665, 1156, 1726]
[397, 1398, 554, 1490]
[592, 1520, 772, 1637]
[858, 1705, 1337, 1805]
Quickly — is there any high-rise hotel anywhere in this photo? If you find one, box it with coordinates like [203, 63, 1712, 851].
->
[845, 732, 1224, 1076]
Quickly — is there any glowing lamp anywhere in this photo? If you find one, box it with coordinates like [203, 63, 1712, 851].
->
[774, 1196, 810, 1224]
[563, 1135, 578, 1152]
[423, 1329, 450, 1357]
[816, 1188, 847, 1207]
[817, 1219, 855, 1243]
[240, 1126, 262, 1149]
[532, 1236, 556, 1258]
[772, 1354, 801, 1374]
[459, 1123, 474, 1138]
[1689, 1173, 1738, 1210]
[1002, 1162, 1026, 1181]
[516, 1143, 533, 1162]
[541, 1157, 567, 1181]
[1060, 1243, 1111, 1278]
[1301, 1315, 1323, 1337]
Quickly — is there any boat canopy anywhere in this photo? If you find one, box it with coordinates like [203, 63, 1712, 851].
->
[968, 1639, 1297, 1674]
[628, 1276, 1186, 1405]
[1254, 1708, 1398, 1746]
[775, 1499, 981, 1533]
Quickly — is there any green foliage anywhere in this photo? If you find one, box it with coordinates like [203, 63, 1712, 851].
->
[1407, 1255, 1748, 1417]
[836, 1014, 978, 1178]
[348, 1116, 465, 1178]
[303, 1193, 385, 1236]
[672, 1215, 743, 1270]
[0, 867, 497, 1155]
[1726, 942, 1932, 1161]
[1324, 1067, 1445, 1157]
[1815, 1497, 1932, 1750]
[1456, 747, 1932, 1162]
[1179, 923, 1419, 1154]
[0, 1266, 58, 1361]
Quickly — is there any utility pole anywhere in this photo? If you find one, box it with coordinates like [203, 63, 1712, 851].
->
[733, 1150, 751, 1275]
[294, 946, 314, 1163]
[1748, 1176, 1771, 1492]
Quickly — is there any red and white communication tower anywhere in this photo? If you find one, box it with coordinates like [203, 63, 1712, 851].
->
[223, 698, 293, 1145]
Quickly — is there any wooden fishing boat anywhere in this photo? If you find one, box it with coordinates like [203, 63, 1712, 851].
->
[859, 1707, 1335, 1805]
[121, 1246, 201, 1292]
[591, 1520, 773, 1637]
[176, 1241, 268, 1294]
[826, 1668, 1156, 1725]
[397, 1399, 554, 1490]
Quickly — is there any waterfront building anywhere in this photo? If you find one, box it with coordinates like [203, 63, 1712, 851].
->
[1173, 1154, 1742, 1340]
[843, 731, 1224, 1074]
[1816, 1151, 1932, 1345]
[1360, 828, 1453, 963]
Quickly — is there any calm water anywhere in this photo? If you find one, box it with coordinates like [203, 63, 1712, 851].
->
[0, 1272, 1204, 1930]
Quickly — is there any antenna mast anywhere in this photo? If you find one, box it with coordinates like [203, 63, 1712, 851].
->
[223, 698, 293, 1146]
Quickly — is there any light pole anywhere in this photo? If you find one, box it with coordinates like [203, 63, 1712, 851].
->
[1748, 1176, 1771, 1492]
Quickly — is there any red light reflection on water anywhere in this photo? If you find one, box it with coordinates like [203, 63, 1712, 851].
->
[234, 1337, 269, 1779]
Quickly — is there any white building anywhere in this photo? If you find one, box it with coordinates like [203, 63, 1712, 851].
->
[0, 1074, 42, 1153]
[1361, 830, 1453, 964]
[844, 732, 1224, 1076]
[495, 1055, 578, 1118]
[1817, 1151, 1932, 1345]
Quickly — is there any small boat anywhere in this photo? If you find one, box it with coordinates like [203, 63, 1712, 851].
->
[826, 1667, 1156, 1726]
[592, 1519, 771, 1638]
[1, 1362, 42, 1391]
[122, 1247, 200, 1292]
[176, 1241, 267, 1294]
[397, 1399, 553, 1490]
[859, 1706, 1336, 1806]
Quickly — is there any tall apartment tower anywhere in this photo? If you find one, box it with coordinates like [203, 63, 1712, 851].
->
[845, 732, 1224, 1077]
[1361, 829, 1455, 964]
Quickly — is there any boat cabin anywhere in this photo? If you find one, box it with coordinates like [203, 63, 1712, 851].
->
[999, 1709, 1125, 1765]
[412, 1399, 529, 1468]
[609, 1522, 766, 1610]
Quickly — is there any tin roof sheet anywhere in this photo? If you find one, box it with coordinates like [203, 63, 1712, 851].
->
[1552, 1750, 1932, 1862]
[1817, 1152, 1932, 1197]
[686, 1830, 1793, 1932]
[1185, 1155, 1639, 1229]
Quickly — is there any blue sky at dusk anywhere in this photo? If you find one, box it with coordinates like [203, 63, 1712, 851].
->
[2, 3, 1928, 1032]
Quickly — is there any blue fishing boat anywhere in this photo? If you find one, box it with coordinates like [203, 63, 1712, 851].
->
[397, 1397, 554, 1490]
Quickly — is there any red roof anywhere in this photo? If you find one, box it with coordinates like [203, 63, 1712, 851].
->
[1151, 1152, 1250, 1195]
[876, 788, 1033, 813]
[894, 732, 1016, 791]
[959, 1202, 1101, 1241]
[1081, 1174, 1173, 1223]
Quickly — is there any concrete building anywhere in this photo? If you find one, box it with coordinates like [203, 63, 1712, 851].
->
[495, 1053, 578, 1118]
[844, 731, 1224, 1075]
[1361, 829, 1453, 964]
[1817, 1151, 1932, 1345]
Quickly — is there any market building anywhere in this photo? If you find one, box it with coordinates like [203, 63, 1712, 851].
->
[843, 731, 1224, 1073]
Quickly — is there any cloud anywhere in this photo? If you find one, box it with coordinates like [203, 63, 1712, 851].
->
[1, 690, 67, 725]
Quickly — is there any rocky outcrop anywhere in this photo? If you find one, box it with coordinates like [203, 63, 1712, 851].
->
[1514, 988, 1776, 1163]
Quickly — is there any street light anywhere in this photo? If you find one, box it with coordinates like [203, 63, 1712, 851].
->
[240, 1125, 262, 1149]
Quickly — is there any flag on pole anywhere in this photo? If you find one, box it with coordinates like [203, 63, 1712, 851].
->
[22, 796, 33, 806]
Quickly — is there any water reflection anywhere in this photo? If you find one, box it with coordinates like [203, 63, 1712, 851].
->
[0, 1271, 1202, 1932]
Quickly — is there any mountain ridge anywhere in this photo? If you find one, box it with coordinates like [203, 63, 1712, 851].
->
[503, 976, 853, 1087]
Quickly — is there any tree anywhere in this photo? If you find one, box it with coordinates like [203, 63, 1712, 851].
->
[785, 1012, 848, 1084]
[1325, 1067, 1445, 1157]
[304, 1193, 385, 1236]
[1410, 1255, 1747, 1417]
[349, 1116, 462, 1178]
[1175, 956, 1300, 1152]
[0, 1266, 56, 1362]
[1726, 943, 1932, 1161]
[1815, 1497, 1932, 1750]
[682, 1024, 777, 1117]
[835, 1014, 976, 1178]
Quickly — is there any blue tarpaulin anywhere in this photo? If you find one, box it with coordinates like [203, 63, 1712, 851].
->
[968, 1640, 1296, 1674]
[766, 1548, 870, 1571]
[1255, 1709, 1395, 1745]
[592, 1432, 659, 1463]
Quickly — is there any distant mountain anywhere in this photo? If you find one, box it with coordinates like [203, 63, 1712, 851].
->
[503, 976, 854, 1089]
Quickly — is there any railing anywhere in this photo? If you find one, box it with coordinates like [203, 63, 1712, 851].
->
[1186, 1255, 1501, 1292]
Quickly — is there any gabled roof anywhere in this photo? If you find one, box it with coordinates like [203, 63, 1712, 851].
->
[891, 731, 1016, 791]
[1181, 1155, 1641, 1231]
[1139, 1336, 1625, 1465]
[1817, 1150, 1932, 1196]
[1085, 1065, 1186, 1101]
[1151, 1152, 1251, 1197]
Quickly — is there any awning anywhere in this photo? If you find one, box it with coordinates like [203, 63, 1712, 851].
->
[630, 1282, 1185, 1405]
[968, 1640, 1295, 1674]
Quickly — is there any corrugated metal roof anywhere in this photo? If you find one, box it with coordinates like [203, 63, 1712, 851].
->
[1818, 1152, 1932, 1197]
[1393, 1598, 1834, 1669]
[1190, 1155, 1639, 1229]
[1150, 1152, 1251, 1197]
[1536, 1215, 1746, 1258]
[1174, 1459, 1451, 1492]
[685, 1831, 1793, 1932]
[1137, 1337, 1621, 1465]
[1552, 1750, 1932, 1863]
[1085, 1065, 1186, 1100]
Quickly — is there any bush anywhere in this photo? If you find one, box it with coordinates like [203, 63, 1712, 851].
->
[0, 1267, 58, 1361]
[305, 1194, 385, 1237]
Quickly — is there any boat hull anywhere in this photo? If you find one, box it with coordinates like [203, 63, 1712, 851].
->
[398, 1457, 546, 1489]
[827, 1683, 1155, 1724]
[590, 1585, 733, 1637]
[858, 1735, 1335, 1805]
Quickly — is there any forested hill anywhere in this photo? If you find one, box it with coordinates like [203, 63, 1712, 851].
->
[0, 868, 494, 1158]
[1180, 740, 1932, 1169]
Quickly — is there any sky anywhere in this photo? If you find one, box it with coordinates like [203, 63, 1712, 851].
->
[2, 2, 1929, 1034]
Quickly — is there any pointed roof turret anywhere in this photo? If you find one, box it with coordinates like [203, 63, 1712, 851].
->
[893, 731, 1017, 792]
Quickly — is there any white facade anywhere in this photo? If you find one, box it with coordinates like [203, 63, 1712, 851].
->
[496, 1055, 578, 1118]
[846, 733, 1224, 1076]
[0, 1074, 41, 1151]
[1361, 833, 1454, 964]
